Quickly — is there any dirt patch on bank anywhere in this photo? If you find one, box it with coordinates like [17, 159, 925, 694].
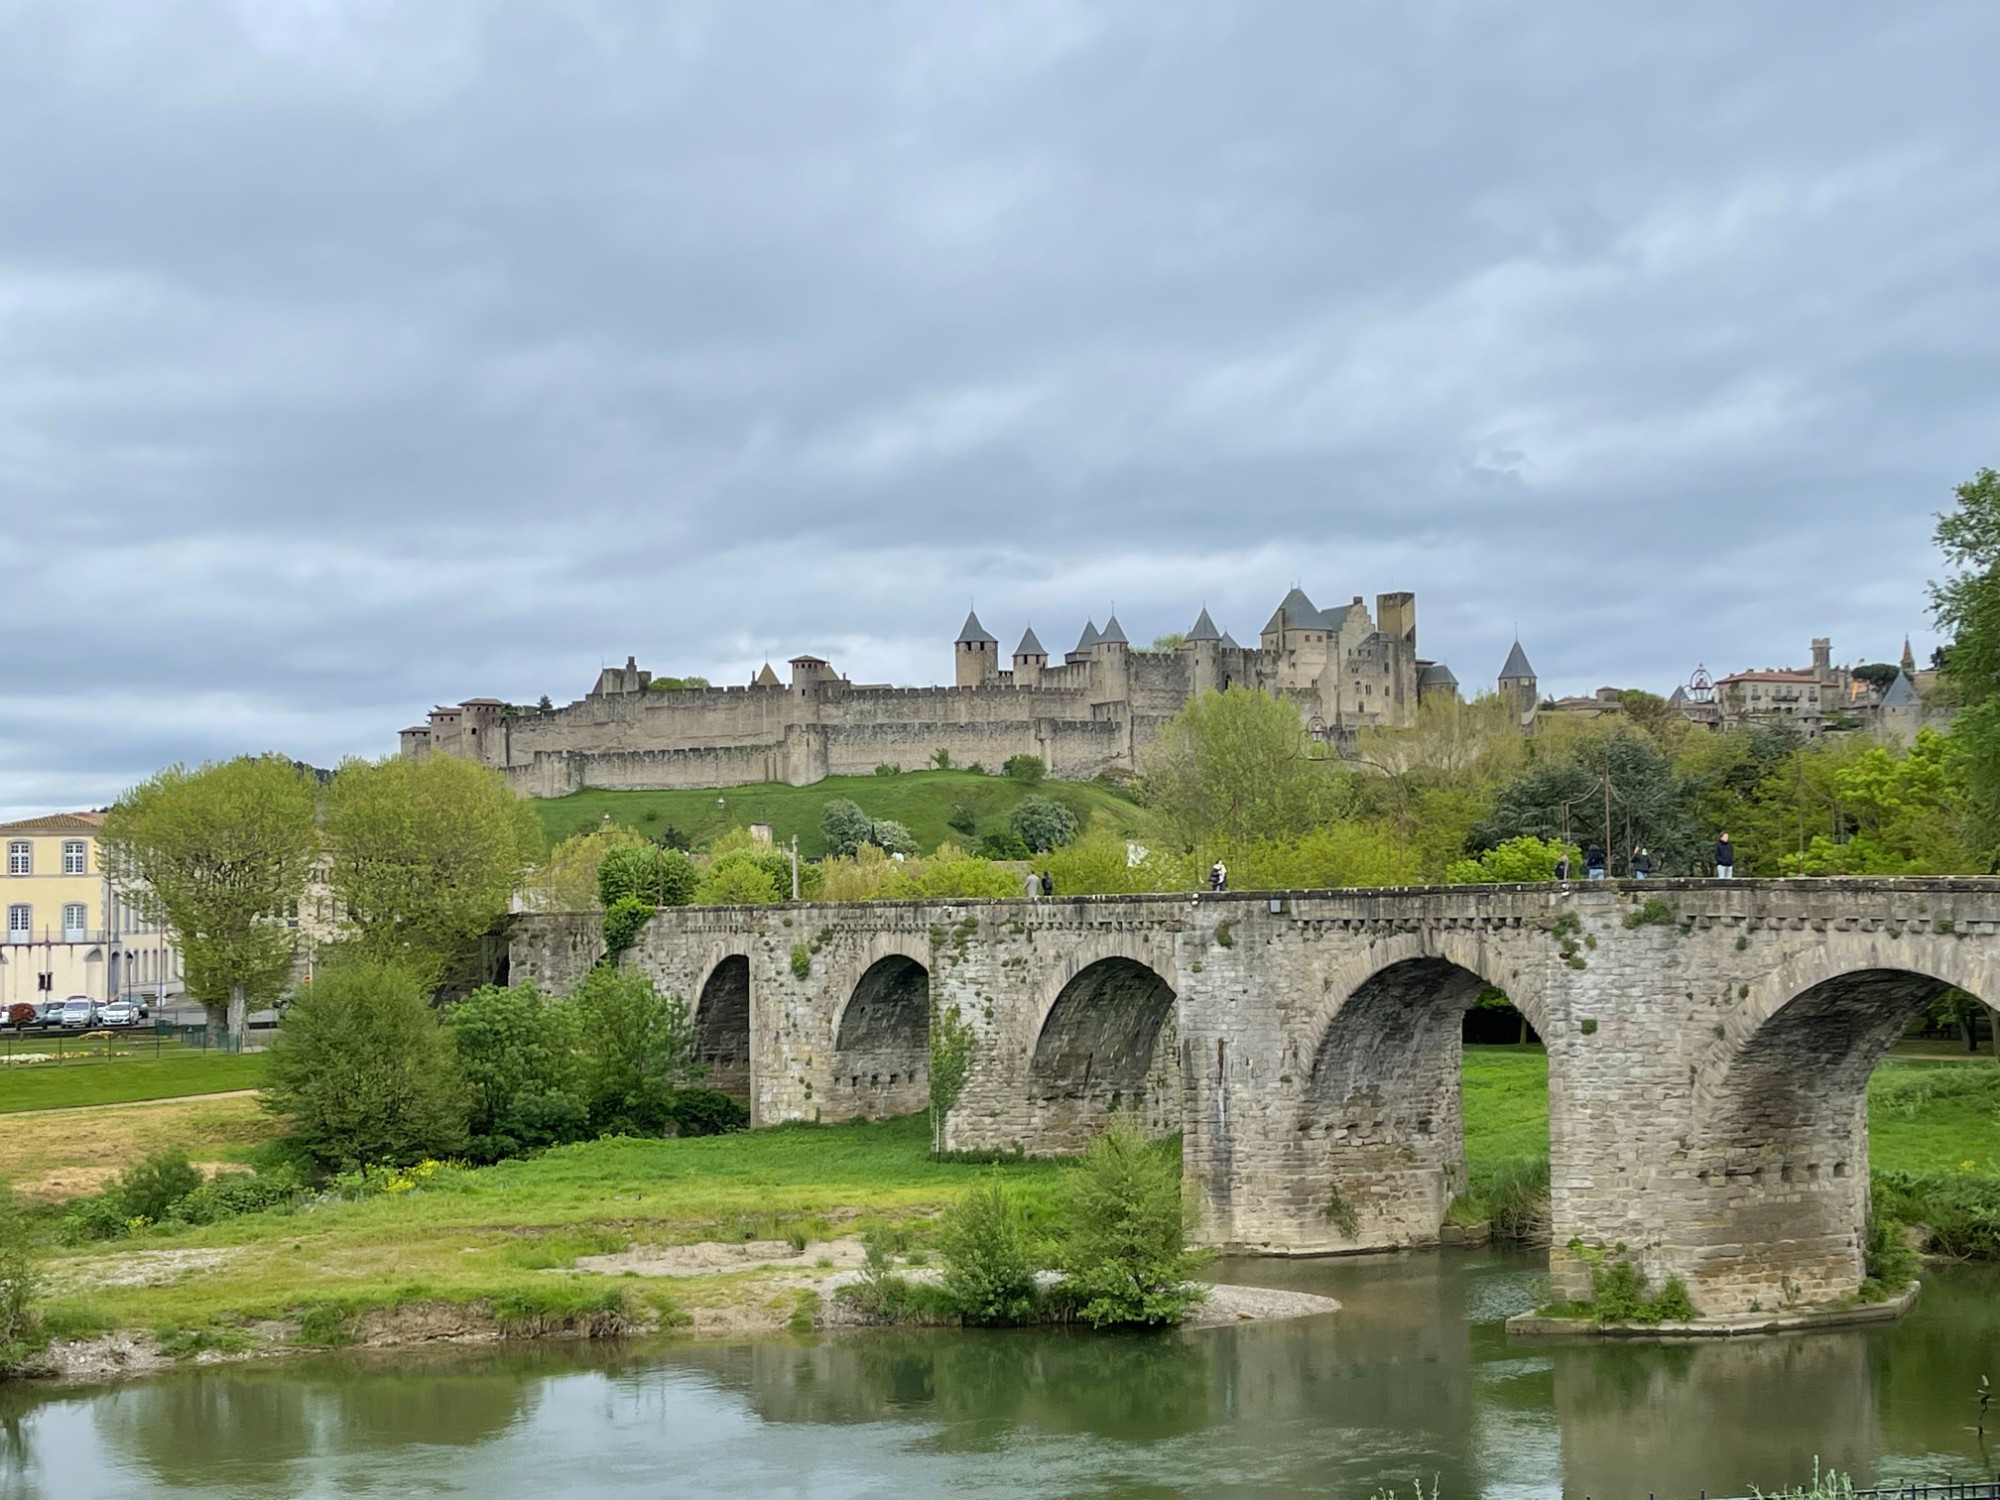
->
[574, 1236, 872, 1279]
[55, 1247, 242, 1291]
[17, 1332, 175, 1383]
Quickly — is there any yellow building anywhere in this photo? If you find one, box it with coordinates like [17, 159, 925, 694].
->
[0, 811, 183, 1011]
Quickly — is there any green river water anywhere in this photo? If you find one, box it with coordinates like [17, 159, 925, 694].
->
[3, 1250, 1997, 1499]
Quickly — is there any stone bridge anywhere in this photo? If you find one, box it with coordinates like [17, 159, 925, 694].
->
[509, 879, 2000, 1316]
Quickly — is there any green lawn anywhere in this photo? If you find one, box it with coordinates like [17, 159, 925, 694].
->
[0, 1047, 266, 1113]
[532, 770, 1146, 856]
[1458, 1046, 2000, 1179]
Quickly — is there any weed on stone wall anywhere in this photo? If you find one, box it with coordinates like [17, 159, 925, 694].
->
[1622, 898, 1678, 929]
[928, 1004, 977, 1153]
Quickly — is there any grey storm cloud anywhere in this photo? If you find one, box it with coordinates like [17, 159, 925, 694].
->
[2, 1, 1994, 816]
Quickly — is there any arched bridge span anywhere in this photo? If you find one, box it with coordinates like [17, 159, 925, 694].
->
[508, 879, 2000, 1316]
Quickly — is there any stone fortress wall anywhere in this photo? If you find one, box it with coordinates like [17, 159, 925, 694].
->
[400, 586, 1452, 795]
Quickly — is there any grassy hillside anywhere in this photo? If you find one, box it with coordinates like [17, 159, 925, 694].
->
[531, 770, 1147, 856]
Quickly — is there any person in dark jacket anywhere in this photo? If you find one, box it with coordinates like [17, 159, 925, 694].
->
[1715, 832, 1736, 879]
[1632, 846, 1653, 879]
[1554, 850, 1572, 881]
[1585, 846, 1606, 880]
[1039, 870, 1053, 898]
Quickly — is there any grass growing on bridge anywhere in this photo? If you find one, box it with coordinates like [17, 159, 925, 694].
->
[532, 770, 1145, 856]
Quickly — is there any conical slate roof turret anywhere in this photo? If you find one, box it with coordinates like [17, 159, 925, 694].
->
[956, 610, 998, 646]
[1880, 670, 1918, 707]
[1499, 640, 1537, 681]
[1218, 631, 1243, 651]
[1263, 586, 1326, 635]
[754, 662, 781, 687]
[1097, 614, 1129, 646]
[1074, 620, 1101, 653]
[1186, 608, 1221, 643]
[1014, 627, 1046, 658]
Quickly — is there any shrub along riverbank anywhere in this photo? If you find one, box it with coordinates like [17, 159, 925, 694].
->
[1, 1047, 1995, 1374]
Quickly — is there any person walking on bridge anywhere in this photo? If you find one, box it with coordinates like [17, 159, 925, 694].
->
[1023, 869, 1040, 900]
[1584, 846, 1606, 880]
[1715, 831, 1736, 879]
[1632, 845, 1653, 879]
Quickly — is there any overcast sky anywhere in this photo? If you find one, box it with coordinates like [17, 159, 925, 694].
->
[4, 2, 1993, 817]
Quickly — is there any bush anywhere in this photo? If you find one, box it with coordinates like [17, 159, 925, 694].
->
[574, 967, 702, 1136]
[60, 1195, 132, 1244]
[663, 1088, 749, 1137]
[1446, 835, 1576, 885]
[169, 1166, 308, 1225]
[0, 1190, 39, 1370]
[1875, 1169, 2000, 1261]
[1584, 1253, 1695, 1323]
[1008, 796, 1078, 854]
[597, 844, 698, 908]
[822, 799, 876, 858]
[7, 1003, 35, 1029]
[601, 895, 655, 957]
[938, 1179, 1039, 1325]
[1055, 1119, 1206, 1327]
[117, 1150, 203, 1223]
[262, 960, 470, 1170]
[947, 803, 978, 835]
[978, 831, 1031, 861]
[1003, 755, 1046, 784]
[695, 853, 783, 905]
[448, 982, 590, 1163]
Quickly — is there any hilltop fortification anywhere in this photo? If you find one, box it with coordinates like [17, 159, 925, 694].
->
[399, 588, 1460, 796]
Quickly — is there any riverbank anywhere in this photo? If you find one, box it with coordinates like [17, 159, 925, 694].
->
[4, 1048, 1996, 1380]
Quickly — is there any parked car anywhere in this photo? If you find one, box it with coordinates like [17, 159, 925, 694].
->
[34, 998, 66, 1026]
[100, 998, 140, 1028]
[58, 996, 99, 1028]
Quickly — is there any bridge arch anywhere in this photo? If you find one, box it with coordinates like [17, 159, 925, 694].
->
[1027, 949, 1182, 1153]
[1685, 946, 2000, 1311]
[831, 946, 932, 1121]
[1284, 940, 1542, 1252]
[693, 952, 752, 1106]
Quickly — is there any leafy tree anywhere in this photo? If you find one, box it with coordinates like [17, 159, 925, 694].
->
[261, 960, 469, 1170]
[1142, 686, 1344, 848]
[321, 755, 542, 991]
[821, 799, 876, 857]
[1055, 1118, 1206, 1327]
[1445, 835, 1576, 884]
[529, 825, 649, 911]
[946, 803, 978, 835]
[877, 849, 1022, 900]
[572, 967, 702, 1136]
[536, 695, 554, 712]
[938, 1179, 1039, 1325]
[1234, 822, 1422, 889]
[597, 843, 698, 908]
[100, 755, 320, 1044]
[1852, 662, 1903, 693]
[1002, 754, 1046, 784]
[1931, 466, 2000, 854]
[1008, 796, 1078, 853]
[979, 831, 1032, 861]
[930, 748, 953, 770]
[694, 853, 784, 905]
[868, 818, 918, 856]
[1150, 632, 1187, 651]
[1475, 730, 1699, 876]
[447, 982, 588, 1163]
[1783, 730, 1975, 875]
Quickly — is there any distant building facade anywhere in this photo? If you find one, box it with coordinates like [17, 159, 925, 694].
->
[402, 587, 1459, 796]
[0, 812, 183, 1011]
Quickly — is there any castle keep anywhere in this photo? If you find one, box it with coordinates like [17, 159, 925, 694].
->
[400, 587, 1457, 796]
